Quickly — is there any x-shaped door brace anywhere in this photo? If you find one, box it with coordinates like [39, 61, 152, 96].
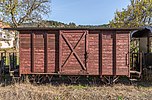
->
[61, 33, 86, 70]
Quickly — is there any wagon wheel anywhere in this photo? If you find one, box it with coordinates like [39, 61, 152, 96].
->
[20, 75, 35, 83]
[33, 75, 43, 84]
[143, 68, 148, 81]
[48, 75, 53, 83]
[67, 76, 80, 84]
[19, 75, 24, 83]
[19, 75, 29, 83]
[12, 76, 21, 84]
[102, 76, 119, 85]
[40, 75, 53, 84]
[87, 77, 97, 85]
[87, 77, 100, 85]
[31, 75, 52, 84]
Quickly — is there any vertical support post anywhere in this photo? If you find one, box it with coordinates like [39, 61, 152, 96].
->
[31, 33, 34, 73]
[44, 33, 48, 73]
[139, 38, 141, 52]
[9, 53, 11, 71]
[132, 53, 134, 70]
[85, 31, 88, 72]
[147, 35, 150, 53]
[140, 52, 142, 75]
[128, 33, 130, 77]
[13, 52, 15, 70]
[19, 34, 21, 76]
[99, 31, 102, 77]
[0, 53, 3, 77]
[1, 53, 3, 80]
[113, 32, 116, 76]
[59, 31, 62, 73]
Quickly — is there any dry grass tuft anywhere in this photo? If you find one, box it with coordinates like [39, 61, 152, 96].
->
[0, 83, 151, 100]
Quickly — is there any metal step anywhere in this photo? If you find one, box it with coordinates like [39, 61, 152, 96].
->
[130, 70, 141, 75]
[129, 79, 138, 81]
[130, 70, 141, 79]
[9, 71, 14, 76]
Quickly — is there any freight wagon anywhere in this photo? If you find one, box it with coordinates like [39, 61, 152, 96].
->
[1, 27, 151, 84]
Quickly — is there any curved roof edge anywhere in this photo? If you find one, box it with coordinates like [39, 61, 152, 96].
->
[3, 27, 137, 31]
[131, 26, 152, 38]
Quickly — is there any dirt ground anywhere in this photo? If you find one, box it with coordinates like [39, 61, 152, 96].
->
[0, 82, 152, 100]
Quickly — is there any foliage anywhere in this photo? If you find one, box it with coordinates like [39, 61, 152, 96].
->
[0, 0, 51, 49]
[68, 22, 76, 27]
[78, 24, 109, 28]
[19, 20, 109, 28]
[109, 0, 152, 53]
[0, 0, 51, 28]
[109, 0, 152, 28]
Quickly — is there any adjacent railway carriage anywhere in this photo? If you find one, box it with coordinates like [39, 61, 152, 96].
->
[131, 26, 152, 80]
[3, 27, 137, 84]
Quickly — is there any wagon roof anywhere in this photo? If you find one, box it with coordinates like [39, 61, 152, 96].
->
[131, 26, 152, 38]
[4, 27, 138, 31]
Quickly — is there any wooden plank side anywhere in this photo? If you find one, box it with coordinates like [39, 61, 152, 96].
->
[20, 31, 58, 74]
[116, 32, 130, 76]
[47, 31, 57, 73]
[19, 32, 31, 74]
[88, 31, 99, 75]
[101, 31, 114, 75]
[59, 31, 62, 73]
[34, 33, 45, 73]
[60, 30, 88, 74]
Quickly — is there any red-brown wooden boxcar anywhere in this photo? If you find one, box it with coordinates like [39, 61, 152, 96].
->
[14, 27, 132, 80]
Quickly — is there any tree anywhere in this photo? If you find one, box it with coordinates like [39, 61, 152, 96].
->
[109, 0, 152, 54]
[0, 0, 51, 49]
[109, 0, 152, 28]
[68, 22, 76, 27]
[0, 0, 51, 27]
